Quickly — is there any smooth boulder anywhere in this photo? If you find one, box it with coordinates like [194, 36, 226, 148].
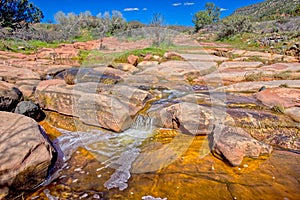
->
[0, 112, 56, 198]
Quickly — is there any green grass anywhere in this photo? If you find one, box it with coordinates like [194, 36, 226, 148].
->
[0, 39, 61, 54]
[113, 47, 168, 63]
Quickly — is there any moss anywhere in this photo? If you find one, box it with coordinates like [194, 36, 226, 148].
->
[271, 105, 285, 114]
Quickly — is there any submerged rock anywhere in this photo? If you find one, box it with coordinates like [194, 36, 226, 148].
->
[157, 102, 214, 135]
[0, 112, 56, 199]
[211, 125, 273, 166]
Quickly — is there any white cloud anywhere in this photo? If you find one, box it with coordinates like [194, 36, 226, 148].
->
[220, 8, 229, 11]
[172, 3, 182, 6]
[123, 8, 139, 12]
[142, 8, 148, 11]
[184, 2, 195, 6]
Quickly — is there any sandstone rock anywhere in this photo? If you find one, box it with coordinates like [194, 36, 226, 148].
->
[35, 80, 153, 132]
[157, 102, 214, 135]
[0, 84, 23, 112]
[0, 64, 40, 84]
[163, 51, 182, 59]
[214, 80, 300, 92]
[180, 54, 228, 62]
[219, 61, 263, 70]
[128, 54, 139, 66]
[137, 61, 159, 70]
[255, 88, 300, 108]
[286, 107, 300, 123]
[117, 63, 138, 73]
[211, 125, 273, 166]
[139, 61, 217, 82]
[143, 54, 152, 61]
[0, 112, 56, 198]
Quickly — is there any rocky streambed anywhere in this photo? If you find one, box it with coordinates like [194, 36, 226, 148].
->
[0, 37, 300, 199]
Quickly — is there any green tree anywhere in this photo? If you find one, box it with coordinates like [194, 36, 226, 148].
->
[192, 2, 220, 32]
[0, 0, 44, 29]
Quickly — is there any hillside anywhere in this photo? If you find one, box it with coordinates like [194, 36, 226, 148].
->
[232, 0, 300, 20]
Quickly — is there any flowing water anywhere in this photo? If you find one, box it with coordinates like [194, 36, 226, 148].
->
[25, 107, 300, 200]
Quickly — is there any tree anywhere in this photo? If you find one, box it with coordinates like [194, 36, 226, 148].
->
[0, 0, 44, 29]
[192, 2, 220, 32]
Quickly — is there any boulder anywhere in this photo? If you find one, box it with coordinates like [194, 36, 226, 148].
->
[0, 84, 23, 112]
[157, 102, 214, 135]
[35, 80, 153, 132]
[14, 101, 45, 121]
[211, 125, 273, 166]
[0, 112, 56, 198]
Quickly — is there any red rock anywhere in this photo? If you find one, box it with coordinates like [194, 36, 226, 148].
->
[143, 54, 152, 61]
[255, 88, 300, 108]
[0, 112, 56, 197]
[128, 54, 139, 66]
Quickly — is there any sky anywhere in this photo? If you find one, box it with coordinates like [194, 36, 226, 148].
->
[30, 0, 264, 26]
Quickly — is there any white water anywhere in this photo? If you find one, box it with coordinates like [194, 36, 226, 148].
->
[53, 114, 155, 191]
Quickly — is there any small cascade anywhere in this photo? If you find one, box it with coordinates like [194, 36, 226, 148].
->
[52, 112, 157, 191]
[132, 114, 154, 131]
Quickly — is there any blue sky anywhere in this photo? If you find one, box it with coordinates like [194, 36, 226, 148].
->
[30, 0, 263, 26]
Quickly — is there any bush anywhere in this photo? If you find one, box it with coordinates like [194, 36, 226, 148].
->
[217, 15, 254, 40]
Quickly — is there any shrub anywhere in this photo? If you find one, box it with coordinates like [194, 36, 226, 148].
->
[217, 15, 254, 40]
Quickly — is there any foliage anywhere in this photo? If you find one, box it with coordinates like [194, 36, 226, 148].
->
[54, 10, 127, 41]
[217, 15, 254, 40]
[192, 2, 220, 32]
[114, 47, 167, 63]
[0, 0, 44, 29]
[232, 0, 300, 21]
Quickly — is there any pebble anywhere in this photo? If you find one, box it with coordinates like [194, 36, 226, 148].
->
[72, 179, 78, 183]
[211, 166, 215, 170]
[79, 193, 88, 199]
[97, 174, 102, 178]
[74, 167, 82, 172]
[243, 164, 249, 168]
[93, 194, 100, 199]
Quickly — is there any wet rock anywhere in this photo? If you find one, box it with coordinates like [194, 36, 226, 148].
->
[226, 108, 300, 151]
[14, 101, 45, 121]
[35, 80, 153, 132]
[255, 87, 300, 108]
[0, 112, 56, 198]
[128, 54, 139, 66]
[157, 102, 214, 135]
[0, 84, 23, 112]
[211, 125, 273, 166]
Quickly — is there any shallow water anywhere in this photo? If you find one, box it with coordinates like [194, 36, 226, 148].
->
[26, 113, 300, 200]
